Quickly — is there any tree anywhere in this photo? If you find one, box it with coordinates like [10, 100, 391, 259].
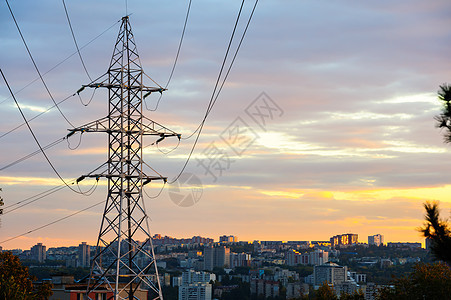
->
[0, 251, 53, 299]
[418, 201, 451, 265]
[314, 282, 338, 300]
[434, 83, 451, 142]
[375, 262, 451, 300]
[340, 290, 365, 300]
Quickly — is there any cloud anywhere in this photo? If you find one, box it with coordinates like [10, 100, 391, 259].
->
[1, 0, 451, 249]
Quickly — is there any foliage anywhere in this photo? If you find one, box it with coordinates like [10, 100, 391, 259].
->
[220, 282, 250, 300]
[0, 251, 53, 299]
[161, 285, 178, 300]
[229, 243, 254, 254]
[314, 282, 338, 300]
[340, 289, 365, 300]
[24, 264, 90, 281]
[232, 266, 251, 275]
[418, 201, 451, 265]
[375, 262, 451, 300]
[434, 83, 451, 142]
[285, 265, 314, 278]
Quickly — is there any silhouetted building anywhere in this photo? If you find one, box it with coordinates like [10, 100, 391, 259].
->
[30, 243, 46, 263]
[203, 246, 230, 270]
[77, 242, 90, 267]
[219, 235, 238, 243]
[314, 262, 347, 287]
[330, 234, 358, 247]
[368, 234, 384, 246]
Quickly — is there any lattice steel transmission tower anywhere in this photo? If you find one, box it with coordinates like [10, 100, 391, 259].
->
[70, 16, 179, 299]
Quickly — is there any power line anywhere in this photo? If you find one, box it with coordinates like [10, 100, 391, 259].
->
[170, 0, 259, 183]
[0, 199, 106, 244]
[206, 0, 259, 117]
[0, 72, 107, 141]
[145, 0, 192, 112]
[2, 185, 67, 215]
[5, 0, 75, 128]
[2, 162, 108, 215]
[0, 137, 66, 172]
[0, 67, 86, 195]
[182, 0, 258, 142]
[62, 0, 92, 82]
[0, 19, 119, 107]
[0, 96, 74, 140]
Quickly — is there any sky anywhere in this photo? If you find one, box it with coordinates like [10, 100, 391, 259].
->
[1, 0, 451, 250]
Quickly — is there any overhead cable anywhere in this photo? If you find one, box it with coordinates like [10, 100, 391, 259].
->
[62, 0, 93, 81]
[2, 162, 108, 215]
[0, 72, 107, 141]
[0, 18, 119, 106]
[0, 199, 106, 244]
[0, 68, 88, 195]
[5, 0, 75, 127]
[145, 0, 192, 112]
[170, 0, 254, 183]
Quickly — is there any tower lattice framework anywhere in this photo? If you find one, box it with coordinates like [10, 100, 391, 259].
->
[71, 16, 179, 299]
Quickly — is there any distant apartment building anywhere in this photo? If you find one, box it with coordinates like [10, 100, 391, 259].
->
[250, 279, 279, 298]
[349, 271, 367, 283]
[77, 242, 90, 267]
[286, 282, 302, 299]
[192, 236, 214, 244]
[49, 275, 147, 300]
[368, 234, 384, 246]
[30, 243, 46, 263]
[176, 270, 214, 300]
[286, 249, 301, 266]
[219, 235, 238, 243]
[313, 262, 347, 287]
[330, 234, 358, 247]
[180, 270, 216, 285]
[179, 284, 211, 300]
[286, 249, 328, 266]
[425, 237, 432, 250]
[204, 246, 230, 270]
[230, 252, 251, 268]
[310, 249, 329, 265]
[387, 242, 422, 250]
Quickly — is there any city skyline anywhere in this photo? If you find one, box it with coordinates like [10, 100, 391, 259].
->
[0, 232, 422, 251]
[1, 1, 451, 250]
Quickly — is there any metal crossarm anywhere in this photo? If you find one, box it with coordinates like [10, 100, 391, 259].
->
[71, 16, 176, 300]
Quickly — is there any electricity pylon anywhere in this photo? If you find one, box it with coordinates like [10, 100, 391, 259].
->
[70, 16, 179, 299]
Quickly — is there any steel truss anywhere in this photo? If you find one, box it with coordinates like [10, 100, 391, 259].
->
[71, 16, 178, 300]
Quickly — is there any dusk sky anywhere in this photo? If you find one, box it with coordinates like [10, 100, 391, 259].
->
[1, 0, 451, 250]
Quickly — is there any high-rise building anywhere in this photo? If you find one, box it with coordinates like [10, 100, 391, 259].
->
[77, 242, 90, 267]
[30, 243, 46, 263]
[177, 270, 214, 300]
[314, 262, 347, 287]
[368, 234, 384, 246]
[219, 235, 238, 243]
[330, 234, 358, 247]
[309, 249, 329, 266]
[286, 249, 328, 266]
[204, 246, 214, 271]
[215, 246, 230, 268]
[203, 246, 230, 270]
[230, 252, 251, 268]
[425, 237, 432, 250]
[179, 284, 212, 300]
[286, 249, 301, 266]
